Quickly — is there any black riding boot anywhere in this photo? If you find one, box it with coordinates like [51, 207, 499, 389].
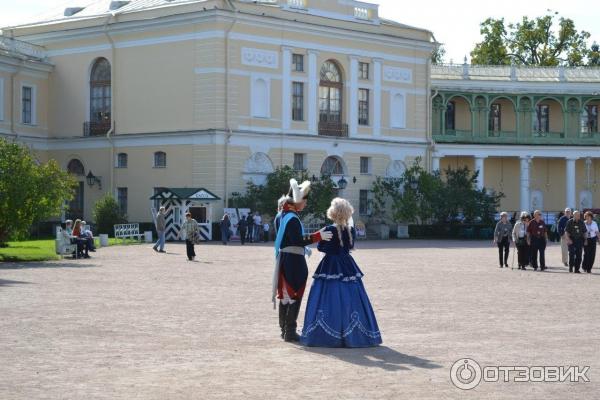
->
[283, 300, 301, 342]
[278, 302, 288, 339]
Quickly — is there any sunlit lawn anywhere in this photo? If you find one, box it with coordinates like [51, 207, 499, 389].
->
[0, 238, 145, 262]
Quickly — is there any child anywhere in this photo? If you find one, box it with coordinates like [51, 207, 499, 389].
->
[300, 198, 381, 347]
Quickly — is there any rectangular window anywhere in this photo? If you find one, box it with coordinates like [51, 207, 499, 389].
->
[22, 86, 32, 124]
[173, 206, 181, 225]
[117, 187, 128, 215]
[360, 157, 371, 174]
[292, 54, 304, 72]
[359, 62, 369, 80]
[581, 105, 599, 134]
[292, 82, 304, 121]
[359, 190, 370, 215]
[358, 89, 369, 126]
[489, 103, 501, 133]
[535, 104, 550, 133]
[116, 153, 128, 168]
[293, 153, 306, 171]
[445, 101, 456, 131]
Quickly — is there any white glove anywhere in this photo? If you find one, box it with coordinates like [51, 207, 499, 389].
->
[305, 247, 313, 258]
[319, 227, 333, 242]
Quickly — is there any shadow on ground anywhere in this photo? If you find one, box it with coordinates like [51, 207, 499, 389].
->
[301, 345, 442, 371]
[0, 279, 32, 287]
[0, 261, 97, 270]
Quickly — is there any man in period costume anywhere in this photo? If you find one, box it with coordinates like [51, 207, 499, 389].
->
[273, 179, 333, 342]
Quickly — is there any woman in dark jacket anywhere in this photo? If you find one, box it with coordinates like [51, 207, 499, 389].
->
[220, 214, 232, 245]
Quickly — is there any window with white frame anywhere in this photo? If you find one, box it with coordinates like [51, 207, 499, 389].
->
[360, 157, 371, 174]
[358, 89, 369, 126]
[22, 85, 35, 125]
[293, 153, 306, 171]
[116, 153, 128, 168]
[154, 151, 166, 168]
[117, 187, 128, 215]
[359, 62, 369, 80]
[292, 82, 304, 121]
[292, 54, 304, 72]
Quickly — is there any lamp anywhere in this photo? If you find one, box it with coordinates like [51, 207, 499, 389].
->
[86, 170, 102, 189]
[337, 176, 348, 190]
[352, 176, 357, 184]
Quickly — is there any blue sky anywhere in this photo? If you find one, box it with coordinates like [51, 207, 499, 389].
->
[1, 0, 599, 64]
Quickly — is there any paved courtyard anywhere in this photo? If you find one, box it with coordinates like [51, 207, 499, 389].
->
[1, 240, 599, 399]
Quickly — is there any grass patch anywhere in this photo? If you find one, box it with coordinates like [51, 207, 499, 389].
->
[0, 237, 146, 262]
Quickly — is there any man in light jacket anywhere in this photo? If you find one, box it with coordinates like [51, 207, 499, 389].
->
[153, 206, 167, 253]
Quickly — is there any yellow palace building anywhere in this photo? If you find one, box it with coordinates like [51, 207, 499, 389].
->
[1, 0, 599, 228]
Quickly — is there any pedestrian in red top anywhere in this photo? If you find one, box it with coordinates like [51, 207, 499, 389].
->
[526, 210, 548, 271]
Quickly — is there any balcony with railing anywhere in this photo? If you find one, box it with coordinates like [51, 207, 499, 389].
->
[318, 121, 348, 137]
[84, 121, 113, 136]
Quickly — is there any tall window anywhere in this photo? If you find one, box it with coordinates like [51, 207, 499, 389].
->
[358, 89, 369, 125]
[292, 82, 304, 121]
[489, 103, 501, 132]
[535, 104, 550, 133]
[359, 190, 370, 215]
[117, 188, 128, 215]
[22, 86, 32, 124]
[360, 157, 371, 174]
[292, 54, 304, 72]
[319, 61, 343, 123]
[359, 62, 369, 80]
[154, 151, 166, 168]
[445, 101, 456, 131]
[90, 58, 111, 125]
[321, 156, 344, 176]
[581, 105, 599, 134]
[116, 153, 128, 168]
[293, 153, 306, 171]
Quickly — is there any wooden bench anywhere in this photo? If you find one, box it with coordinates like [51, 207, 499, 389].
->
[55, 226, 78, 258]
[114, 223, 144, 243]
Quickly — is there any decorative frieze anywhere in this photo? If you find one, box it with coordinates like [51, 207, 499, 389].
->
[242, 47, 278, 69]
[383, 66, 412, 83]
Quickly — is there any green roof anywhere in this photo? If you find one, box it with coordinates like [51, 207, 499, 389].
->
[150, 188, 220, 201]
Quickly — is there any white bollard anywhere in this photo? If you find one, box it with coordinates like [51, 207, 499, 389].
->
[144, 231, 153, 243]
[99, 234, 109, 247]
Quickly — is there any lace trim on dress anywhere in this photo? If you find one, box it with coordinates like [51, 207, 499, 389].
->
[302, 310, 381, 339]
[312, 272, 363, 281]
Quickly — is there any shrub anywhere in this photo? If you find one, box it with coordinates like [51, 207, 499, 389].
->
[93, 194, 127, 236]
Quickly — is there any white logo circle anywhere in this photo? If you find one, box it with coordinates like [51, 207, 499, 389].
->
[450, 358, 482, 390]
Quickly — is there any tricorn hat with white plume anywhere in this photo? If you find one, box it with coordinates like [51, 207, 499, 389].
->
[286, 178, 311, 204]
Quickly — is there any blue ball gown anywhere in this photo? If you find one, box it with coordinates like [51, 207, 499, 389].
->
[300, 225, 382, 347]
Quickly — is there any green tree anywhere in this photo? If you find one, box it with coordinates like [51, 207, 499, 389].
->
[92, 194, 127, 236]
[0, 138, 76, 245]
[470, 11, 593, 66]
[431, 45, 446, 65]
[589, 42, 600, 66]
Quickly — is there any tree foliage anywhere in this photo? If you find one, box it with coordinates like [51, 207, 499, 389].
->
[0, 138, 76, 245]
[92, 194, 127, 236]
[230, 166, 337, 221]
[431, 45, 446, 64]
[470, 11, 595, 66]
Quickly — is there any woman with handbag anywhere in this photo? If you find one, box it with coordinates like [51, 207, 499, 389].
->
[178, 212, 200, 261]
[512, 212, 531, 270]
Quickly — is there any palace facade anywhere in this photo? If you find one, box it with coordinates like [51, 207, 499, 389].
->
[1, 0, 599, 228]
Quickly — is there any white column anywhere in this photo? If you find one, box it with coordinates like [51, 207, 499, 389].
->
[308, 50, 318, 135]
[282, 47, 292, 131]
[566, 157, 577, 209]
[348, 55, 358, 137]
[474, 156, 485, 190]
[432, 155, 440, 172]
[373, 58, 382, 136]
[520, 156, 531, 211]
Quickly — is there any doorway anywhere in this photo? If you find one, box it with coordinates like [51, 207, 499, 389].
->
[189, 206, 207, 223]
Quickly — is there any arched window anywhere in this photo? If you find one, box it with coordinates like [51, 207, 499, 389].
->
[88, 58, 111, 135]
[67, 159, 85, 175]
[319, 61, 343, 123]
[116, 153, 128, 168]
[154, 151, 166, 168]
[321, 156, 345, 176]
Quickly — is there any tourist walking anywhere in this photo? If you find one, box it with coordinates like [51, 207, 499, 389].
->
[582, 211, 599, 273]
[565, 210, 586, 273]
[494, 212, 512, 268]
[527, 210, 548, 271]
[253, 212, 262, 243]
[300, 198, 382, 347]
[557, 208, 572, 266]
[178, 212, 200, 261]
[238, 215, 248, 245]
[272, 178, 332, 342]
[153, 206, 167, 253]
[512, 212, 531, 270]
[220, 213, 231, 245]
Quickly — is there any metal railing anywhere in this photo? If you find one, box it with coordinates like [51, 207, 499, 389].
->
[431, 63, 600, 82]
[84, 121, 112, 136]
[318, 121, 348, 137]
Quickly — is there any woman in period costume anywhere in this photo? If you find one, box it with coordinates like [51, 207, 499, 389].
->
[300, 198, 382, 348]
[273, 179, 333, 342]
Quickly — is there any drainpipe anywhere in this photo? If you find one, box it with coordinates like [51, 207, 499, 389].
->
[223, 0, 238, 208]
[103, 13, 117, 195]
[10, 68, 18, 138]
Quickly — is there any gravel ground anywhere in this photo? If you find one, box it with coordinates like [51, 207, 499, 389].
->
[1, 240, 599, 399]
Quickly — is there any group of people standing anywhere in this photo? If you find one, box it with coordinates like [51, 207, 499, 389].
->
[494, 208, 599, 273]
[235, 212, 269, 245]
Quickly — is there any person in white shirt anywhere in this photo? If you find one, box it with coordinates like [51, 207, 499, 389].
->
[253, 212, 262, 243]
[263, 222, 270, 242]
[582, 211, 599, 273]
